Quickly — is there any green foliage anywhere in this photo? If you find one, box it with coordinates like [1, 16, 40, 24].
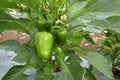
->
[0, 0, 120, 80]
[55, 61, 85, 80]
[0, 0, 18, 9]
[80, 52, 114, 80]
[1, 66, 28, 80]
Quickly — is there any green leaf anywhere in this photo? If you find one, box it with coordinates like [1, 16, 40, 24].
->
[69, 31, 83, 45]
[13, 45, 33, 63]
[88, 16, 120, 33]
[0, 10, 14, 19]
[68, 0, 120, 33]
[0, 40, 20, 51]
[14, 44, 41, 64]
[85, 0, 120, 33]
[12, 0, 40, 11]
[84, 0, 97, 9]
[106, 16, 120, 33]
[66, 0, 89, 20]
[86, 0, 120, 14]
[0, 21, 29, 33]
[0, 0, 18, 9]
[84, 69, 97, 80]
[69, 46, 90, 53]
[37, 74, 54, 80]
[0, 40, 41, 64]
[55, 60, 85, 80]
[80, 52, 114, 80]
[66, 54, 81, 63]
[0, 11, 29, 33]
[29, 51, 42, 65]
[84, 33, 95, 44]
[1, 66, 28, 80]
[0, 11, 30, 33]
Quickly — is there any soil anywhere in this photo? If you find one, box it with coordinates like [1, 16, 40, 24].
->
[113, 68, 120, 79]
[0, 30, 30, 44]
[80, 32, 106, 50]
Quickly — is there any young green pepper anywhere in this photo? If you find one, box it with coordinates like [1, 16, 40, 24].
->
[56, 28, 68, 45]
[54, 46, 65, 65]
[35, 32, 53, 60]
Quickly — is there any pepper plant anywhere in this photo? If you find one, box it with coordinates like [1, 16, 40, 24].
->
[0, 0, 120, 80]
